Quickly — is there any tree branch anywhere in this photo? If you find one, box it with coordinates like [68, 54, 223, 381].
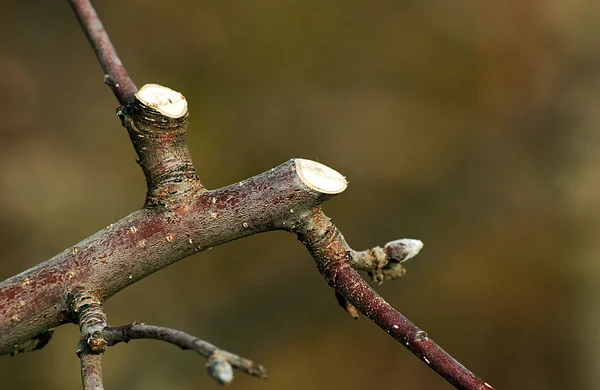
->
[69, 0, 137, 104]
[103, 323, 268, 384]
[69, 285, 266, 386]
[0, 156, 338, 356]
[295, 210, 494, 390]
[0, 1, 497, 389]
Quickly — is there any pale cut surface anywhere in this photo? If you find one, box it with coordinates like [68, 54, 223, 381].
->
[295, 159, 348, 194]
[135, 84, 188, 118]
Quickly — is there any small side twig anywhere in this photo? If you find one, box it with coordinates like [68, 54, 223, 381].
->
[70, 288, 266, 387]
[68, 0, 137, 104]
[103, 322, 268, 385]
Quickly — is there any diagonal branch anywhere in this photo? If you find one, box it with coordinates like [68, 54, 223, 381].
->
[294, 209, 494, 390]
[69, 0, 137, 104]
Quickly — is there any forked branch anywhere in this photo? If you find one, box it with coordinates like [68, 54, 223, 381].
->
[0, 1, 496, 389]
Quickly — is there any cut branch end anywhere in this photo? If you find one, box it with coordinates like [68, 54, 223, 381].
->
[136, 84, 188, 118]
[294, 159, 347, 194]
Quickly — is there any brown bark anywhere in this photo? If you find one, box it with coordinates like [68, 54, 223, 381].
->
[0, 1, 496, 389]
[0, 157, 337, 356]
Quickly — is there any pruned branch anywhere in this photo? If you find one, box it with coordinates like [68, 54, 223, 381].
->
[0, 1, 496, 389]
[0, 156, 339, 354]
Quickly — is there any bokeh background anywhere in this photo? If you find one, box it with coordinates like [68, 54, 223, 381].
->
[0, 1, 598, 389]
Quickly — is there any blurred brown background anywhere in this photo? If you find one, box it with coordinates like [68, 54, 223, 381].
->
[0, 1, 598, 389]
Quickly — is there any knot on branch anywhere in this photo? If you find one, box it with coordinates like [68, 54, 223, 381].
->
[76, 331, 107, 356]
[118, 84, 204, 208]
[71, 288, 107, 355]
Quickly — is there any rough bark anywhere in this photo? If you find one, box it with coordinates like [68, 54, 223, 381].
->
[0, 157, 338, 356]
[0, 1, 496, 389]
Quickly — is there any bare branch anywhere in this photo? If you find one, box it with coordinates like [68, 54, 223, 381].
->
[294, 209, 495, 390]
[103, 323, 268, 382]
[68, 286, 265, 386]
[0, 157, 336, 356]
[0, 81, 494, 389]
[0, 2, 497, 389]
[68, 0, 137, 104]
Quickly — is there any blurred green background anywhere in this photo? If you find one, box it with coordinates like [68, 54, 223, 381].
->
[0, 1, 598, 389]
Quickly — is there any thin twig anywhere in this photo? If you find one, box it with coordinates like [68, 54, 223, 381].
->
[335, 264, 493, 390]
[78, 350, 104, 390]
[103, 322, 268, 383]
[68, 0, 137, 104]
[294, 209, 495, 390]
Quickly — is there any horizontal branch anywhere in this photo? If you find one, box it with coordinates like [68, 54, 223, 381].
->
[103, 322, 268, 383]
[0, 158, 342, 356]
[71, 285, 266, 386]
